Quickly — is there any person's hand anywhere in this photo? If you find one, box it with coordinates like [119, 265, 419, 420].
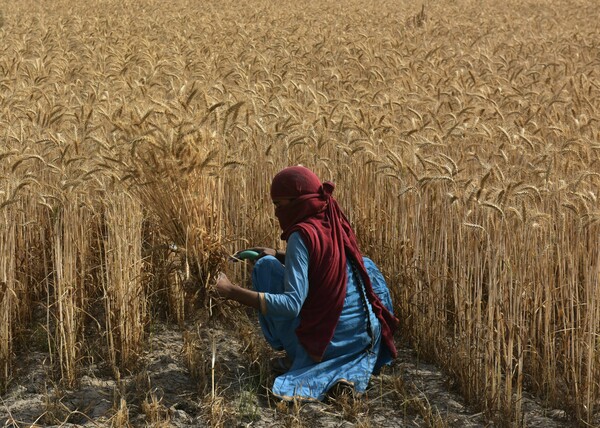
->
[246, 247, 286, 264]
[230, 248, 275, 262]
[246, 247, 276, 258]
[214, 272, 235, 299]
[212, 272, 261, 311]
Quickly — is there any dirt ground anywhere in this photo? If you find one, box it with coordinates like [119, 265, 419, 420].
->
[0, 317, 574, 427]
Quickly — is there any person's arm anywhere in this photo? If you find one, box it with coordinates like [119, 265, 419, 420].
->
[261, 233, 308, 318]
[214, 233, 307, 317]
[214, 273, 266, 312]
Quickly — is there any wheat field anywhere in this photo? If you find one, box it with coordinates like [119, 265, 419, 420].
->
[1, 0, 599, 425]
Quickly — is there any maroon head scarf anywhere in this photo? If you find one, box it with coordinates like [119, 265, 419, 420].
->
[270, 166, 398, 361]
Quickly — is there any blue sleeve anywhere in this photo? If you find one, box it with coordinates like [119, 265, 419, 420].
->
[263, 232, 308, 318]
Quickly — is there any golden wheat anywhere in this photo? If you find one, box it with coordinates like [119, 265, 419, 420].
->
[0, 0, 599, 425]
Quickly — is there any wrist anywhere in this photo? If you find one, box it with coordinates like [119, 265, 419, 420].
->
[224, 282, 238, 299]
